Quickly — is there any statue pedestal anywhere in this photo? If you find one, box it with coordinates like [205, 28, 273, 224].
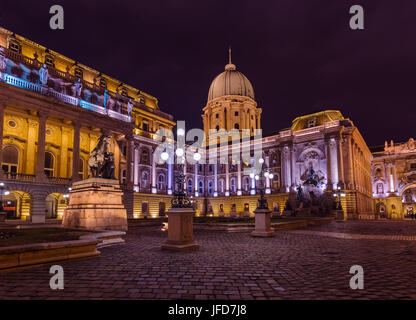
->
[161, 208, 200, 251]
[251, 208, 275, 237]
[62, 178, 128, 231]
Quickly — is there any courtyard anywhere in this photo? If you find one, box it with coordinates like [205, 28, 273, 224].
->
[0, 220, 415, 300]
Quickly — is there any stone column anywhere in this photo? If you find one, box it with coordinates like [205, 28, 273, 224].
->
[225, 162, 230, 196]
[337, 137, 345, 188]
[194, 163, 198, 196]
[0, 99, 5, 177]
[393, 165, 398, 192]
[151, 148, 157, 193]
[283, 146, 291, 192]
[134, 146, 139, 186]
[345, 135, 355, 189]
[214, 163, 218, 196]
[168, 162, 173, 195]
[237, 160, 242, 195]
[265, 155, 271, 193]
[60, 127, 70, 178]
[126, 137, 134, 187]
[71, 123, 81, 182]
[36, 112, 48, 181]
[30, 190, 48, 224]
[329, 138, 339, 189]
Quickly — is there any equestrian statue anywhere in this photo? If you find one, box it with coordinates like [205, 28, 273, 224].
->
[88, 134, 116, 179]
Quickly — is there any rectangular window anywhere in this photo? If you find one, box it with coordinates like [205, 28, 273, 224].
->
[235, 111, 239, 116]
[216, 114, 219, 118]
[75, 68, 83, 79]
[45, 55, 54, 67]
[99, 78, 107, 89]
[142, 122, 149, 132]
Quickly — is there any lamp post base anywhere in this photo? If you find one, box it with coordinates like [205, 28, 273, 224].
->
[161, 208, 200, 251]
[251, 208, 275, 237]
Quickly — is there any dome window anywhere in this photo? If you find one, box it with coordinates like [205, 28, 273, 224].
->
[307, 118, 316, 128]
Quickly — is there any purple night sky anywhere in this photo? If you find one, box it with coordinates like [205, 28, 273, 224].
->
[1, 0, 415, 146]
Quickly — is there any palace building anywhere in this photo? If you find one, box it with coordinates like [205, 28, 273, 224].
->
[0, 26, 414, 223]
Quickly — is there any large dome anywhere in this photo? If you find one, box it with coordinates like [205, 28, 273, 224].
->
[207, 60, 255, 102]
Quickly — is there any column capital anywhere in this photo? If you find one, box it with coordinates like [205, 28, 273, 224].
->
[0, 96, 8, 109]
[37, 111, 49, 121]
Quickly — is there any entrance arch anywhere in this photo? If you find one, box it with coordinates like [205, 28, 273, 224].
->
[46, 193, 68, 219]
[2, 190, 31, 220]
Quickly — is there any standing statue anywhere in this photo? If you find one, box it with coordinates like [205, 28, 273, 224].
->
[38, 63, 49, 86]
[103, 89, 109, 109]
[0, 47, 6, 72]
[88, 134, 116, 179]
[72, 78, 83, 98]
[127, 99, 133, 116]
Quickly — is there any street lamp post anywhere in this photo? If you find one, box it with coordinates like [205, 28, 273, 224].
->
[251, 158, 275, 237]
[333, 186, 346, 220]
[161, 146, 200, 251]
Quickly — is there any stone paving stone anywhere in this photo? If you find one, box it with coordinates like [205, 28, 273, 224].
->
[1, 221, 416, 299]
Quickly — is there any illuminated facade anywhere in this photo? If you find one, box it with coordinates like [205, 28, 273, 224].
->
[0, 26, 412, 223]
[372, 138, 416, 219]
[0, 26, 175, 222]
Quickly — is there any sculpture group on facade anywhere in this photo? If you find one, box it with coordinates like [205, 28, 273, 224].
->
[283, 163, 335, 217]
[88, 135, 116, 180]
[0, 48, 130, 115]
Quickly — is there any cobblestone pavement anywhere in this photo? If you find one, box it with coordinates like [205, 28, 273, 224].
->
[1, 220, 416, 300]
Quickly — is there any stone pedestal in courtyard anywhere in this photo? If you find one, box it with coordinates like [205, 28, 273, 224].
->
[63, 178, 127, 231]
[161, 208, 200, 251]
[333, 209, 345, 221]
[251, 208, 275, 237]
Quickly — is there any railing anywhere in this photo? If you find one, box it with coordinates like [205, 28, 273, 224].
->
[47, 177, 71, 184]
[3, 172, 35, 181]
[46, 89, 79, 106]
[2, 47, 172, 123]
[79, 99, 107, 115]
[1, 73, 42, 94]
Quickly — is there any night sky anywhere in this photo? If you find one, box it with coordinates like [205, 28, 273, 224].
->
[0, 0, 415, 146]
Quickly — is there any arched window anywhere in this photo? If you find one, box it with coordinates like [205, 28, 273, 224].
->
[234, 123, 239, 130]
[79, 158, 84, 179]
[243, 176, 250, 191]
[2, 145, 19, 173]
[121, 168, 127, 184]
[141, 171, 149, 188]
[158, 174, 165, 190]
[230, 178, 236, 192]
[198, 180, 204, 194]
[44, 151, 55, 177]
[219, 179, 224, 193]
[208, 181, 213, 194]
[187, 179, 193, 193]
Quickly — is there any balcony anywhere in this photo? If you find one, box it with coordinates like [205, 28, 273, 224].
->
[0, 48, 175, 123]
[2, 172, 70, 185]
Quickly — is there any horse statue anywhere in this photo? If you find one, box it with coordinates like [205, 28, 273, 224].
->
[88, 134, 111, 178]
